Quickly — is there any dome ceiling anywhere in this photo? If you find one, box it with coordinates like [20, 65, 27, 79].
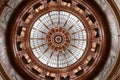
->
[30, 10, 87, 68]
[0, 0, 120, 80]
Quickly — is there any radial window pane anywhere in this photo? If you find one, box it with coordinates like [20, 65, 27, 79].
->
[30, 11, 87, 68]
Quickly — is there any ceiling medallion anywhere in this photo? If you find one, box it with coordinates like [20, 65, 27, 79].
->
[8, 0, 109, 80]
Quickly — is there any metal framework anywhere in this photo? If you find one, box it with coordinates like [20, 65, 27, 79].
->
[30, 11, 87, 68]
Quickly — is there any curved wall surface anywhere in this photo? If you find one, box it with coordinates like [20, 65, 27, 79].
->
[0, 0, 120, 80]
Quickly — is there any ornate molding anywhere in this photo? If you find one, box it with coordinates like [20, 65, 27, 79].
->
[0, 0, 120, 80]
[6, 0, 110, 80]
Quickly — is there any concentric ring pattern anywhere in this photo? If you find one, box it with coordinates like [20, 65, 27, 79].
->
[30, 11, 87, 68]
[7, 0, 109, 79]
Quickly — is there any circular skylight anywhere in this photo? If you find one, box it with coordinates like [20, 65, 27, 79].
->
[30, 11, 87, 68]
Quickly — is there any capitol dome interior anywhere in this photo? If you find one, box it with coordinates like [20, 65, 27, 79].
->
[0, 0, 120, 80]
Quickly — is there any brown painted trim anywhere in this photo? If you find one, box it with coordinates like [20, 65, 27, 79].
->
[6, 0, 110, 80]
[0, 0, 11, 79]
[0, 62, 11, 80]
[105, 0, 120, 80]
